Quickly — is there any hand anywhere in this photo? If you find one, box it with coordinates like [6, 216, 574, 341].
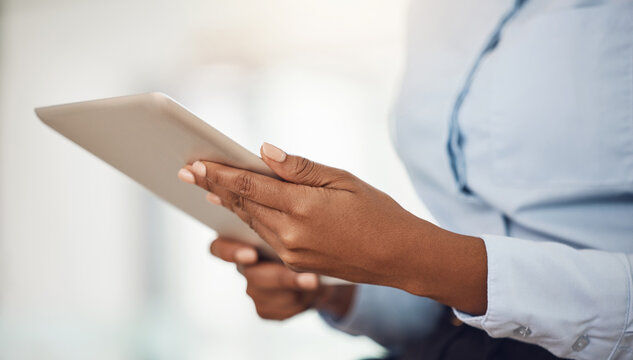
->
[179, 143, 488, 315]
[210, 237, 355, 320]
[180, 143, 425, 285]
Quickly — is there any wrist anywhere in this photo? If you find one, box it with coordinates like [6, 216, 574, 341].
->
[388, 219, 488, 315]
[313, 284, 356, 320]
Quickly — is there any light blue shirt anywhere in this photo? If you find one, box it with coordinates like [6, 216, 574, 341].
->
[322, 1, 633, 359]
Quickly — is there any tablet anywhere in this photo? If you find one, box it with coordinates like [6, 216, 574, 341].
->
[35, 93, 278, 257]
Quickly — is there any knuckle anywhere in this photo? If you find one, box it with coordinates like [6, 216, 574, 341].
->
[205, 170, 219, 188]
[292, 195, 315, 217]
[293, 158, 317, 182]
[331, 169, 354, 187]
[235, 173, 254, 197]
[290, 198, 308, 217]
[338, 169, 354, 179]
[279, 229, 301, 250]
[229, 192, 245, 211]
[346, 173, 364, 189]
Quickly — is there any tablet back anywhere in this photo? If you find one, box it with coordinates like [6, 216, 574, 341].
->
[36, 92, 276, 256]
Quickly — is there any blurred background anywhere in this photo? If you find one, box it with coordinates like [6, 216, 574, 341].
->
[0, 0, 433, 359]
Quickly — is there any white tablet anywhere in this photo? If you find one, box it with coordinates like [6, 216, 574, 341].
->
[35, 93, 278, 257]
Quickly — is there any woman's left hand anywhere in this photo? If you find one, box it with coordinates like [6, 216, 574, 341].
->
[178, 142, 488, 314]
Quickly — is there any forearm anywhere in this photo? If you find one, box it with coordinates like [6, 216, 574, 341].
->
[315, 219, 488, 316]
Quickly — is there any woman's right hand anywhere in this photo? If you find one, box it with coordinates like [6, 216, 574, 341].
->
[210, 237, 355, 321]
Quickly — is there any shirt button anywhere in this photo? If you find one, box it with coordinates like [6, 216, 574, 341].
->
[572, 335, 590, 351]
[513, 326, 532, 337]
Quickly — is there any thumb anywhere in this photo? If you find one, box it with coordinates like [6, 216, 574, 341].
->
[260, 142, 343, 187]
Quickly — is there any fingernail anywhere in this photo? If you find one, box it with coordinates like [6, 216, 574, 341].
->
[206, 192, 222, 205]
[178, 168, 195, 184]
[261, 142, 286, 162]
[296, 273, 318, 290]
[192, 161, 207, 177]
[235, 248, 257, 264]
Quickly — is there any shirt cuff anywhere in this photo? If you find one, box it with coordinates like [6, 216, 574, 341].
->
[320, 283, 444, 348]
[319, 284, 370, 335]
[453, 234, 633, 360]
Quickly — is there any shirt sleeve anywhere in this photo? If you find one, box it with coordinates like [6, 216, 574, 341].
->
[453, 234, 633, 360]
[319, 283, 444, 350]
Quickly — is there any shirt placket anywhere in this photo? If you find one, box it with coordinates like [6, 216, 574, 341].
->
[446, 0, 527, 195]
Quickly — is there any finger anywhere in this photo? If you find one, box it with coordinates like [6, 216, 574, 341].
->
[190, 165, 285, 251]
[187, 163, 292, 233]
[215, 195, 285, 252]
[192, 168, 287, 242]
[177, 166, 196, 184]
[191, 160, 295, 212]
[183, 164, 234, 209]
[210, 238, 258, 265]
[245, 286, 299, 307]
[186, 163, 221, 195]
[219, 190, 286, 233]
[253, 302, 311, 321]
[260, 142, 350, 189]
[239, 263, 319, 291]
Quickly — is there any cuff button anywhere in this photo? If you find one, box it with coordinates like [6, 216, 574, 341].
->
[513, 326, 532, 337]
[572, 334, 590, 352]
